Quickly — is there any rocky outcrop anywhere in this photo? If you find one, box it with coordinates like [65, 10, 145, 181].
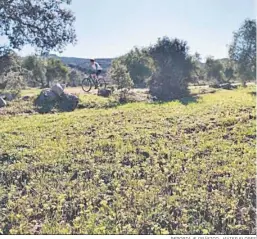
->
[34, 89, 58, 106]
[97, 88, 112, 97]
[51, 83, 64, 96]
[58, 93, 79, 112]
[34, 84, 79, 113]
[0, 91, 19, 101]
[0, 97, 7, 108]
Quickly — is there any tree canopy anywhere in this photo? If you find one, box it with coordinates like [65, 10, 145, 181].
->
[0, 0, 76, 55]
[0, 51, 27, 89]
[205, 56, 225, 83]
[229, 19, 256, 83]
[23, 55, 46, 87]
[147, 37, 193, 100]
[118, 47, 155, 87]
[109, 60, 134, 89]
[45, 58, 69, 87]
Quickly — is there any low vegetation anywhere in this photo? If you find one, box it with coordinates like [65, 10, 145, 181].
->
[0, 87, 255, 234]
[0, 86, 216, 116]
[0, 0, 255, 236]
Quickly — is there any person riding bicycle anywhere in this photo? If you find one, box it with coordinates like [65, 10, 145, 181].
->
[90, 58, 102, 79]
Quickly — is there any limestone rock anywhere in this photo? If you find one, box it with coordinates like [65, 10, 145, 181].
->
[0, 97, 7, 108]
[51, 83, 64, 97]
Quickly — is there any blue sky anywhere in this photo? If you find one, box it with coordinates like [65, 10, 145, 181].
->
[6, 0, 257, 59]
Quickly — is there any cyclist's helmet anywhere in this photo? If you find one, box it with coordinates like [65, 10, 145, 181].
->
[90, 58, 95, 62]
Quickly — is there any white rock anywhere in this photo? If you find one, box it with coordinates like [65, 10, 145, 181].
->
[51, 83, 64, 96]
[0, 97, 7, 108]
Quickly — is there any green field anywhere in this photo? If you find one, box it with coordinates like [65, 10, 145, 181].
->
[0, 87, 256, 234]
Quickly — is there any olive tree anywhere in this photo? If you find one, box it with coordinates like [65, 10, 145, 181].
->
[0, 0, 77, 55]
[229, 19, 256, 86]
[147, 37, 193, 101]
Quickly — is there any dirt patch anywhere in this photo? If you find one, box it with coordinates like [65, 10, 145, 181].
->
[65, 87, 149, 95]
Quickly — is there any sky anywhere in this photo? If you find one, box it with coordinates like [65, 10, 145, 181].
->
[3, 0, 256, 59]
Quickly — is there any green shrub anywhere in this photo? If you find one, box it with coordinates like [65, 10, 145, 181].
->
[109, 60, 134, 89]
[147, 37, 193, 101]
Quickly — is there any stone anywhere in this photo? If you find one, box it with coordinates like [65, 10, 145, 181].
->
[209, 83, 220, 89]
[97, 88, 112, 97]
[4, 92, 14, 101]
[51, 83, 64, 96]
[35, 88, 79, 113]
[22, 96, 31, 101]
[220, 83, 232, 90]
[59, 93, 79, 112]
[0, 92, 15, 101]
[0, 97, 7, 108]
[34, 89, 58, 107]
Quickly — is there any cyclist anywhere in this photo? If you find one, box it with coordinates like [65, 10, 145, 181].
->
[90, 58, 102, 79]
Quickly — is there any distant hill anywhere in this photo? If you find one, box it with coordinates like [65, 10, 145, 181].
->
[48, 54, 231, 73]
[48, 54, 113, 73]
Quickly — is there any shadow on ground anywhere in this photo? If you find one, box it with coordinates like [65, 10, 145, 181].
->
[178, 95, 199, 105]
[151, 95, 199, 106]
[248, 91, 256, 96]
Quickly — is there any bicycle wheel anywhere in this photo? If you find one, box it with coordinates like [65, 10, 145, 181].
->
[82, 77, 93, 92]
[97, 77, 107, 89]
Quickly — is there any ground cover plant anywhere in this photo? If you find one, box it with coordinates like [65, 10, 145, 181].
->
[0, 86, 217, 116]
[0, 87, 255, 234]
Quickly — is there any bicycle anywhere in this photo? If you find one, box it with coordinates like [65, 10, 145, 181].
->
[81, 73, 107, 93]
[67, 63, 107, 93]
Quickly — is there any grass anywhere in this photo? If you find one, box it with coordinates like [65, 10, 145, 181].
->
[0, 86, 256, 234]
[1, 86, 214, 115]
[0, 87, 150, 115]
[20, 88, 41, 97]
